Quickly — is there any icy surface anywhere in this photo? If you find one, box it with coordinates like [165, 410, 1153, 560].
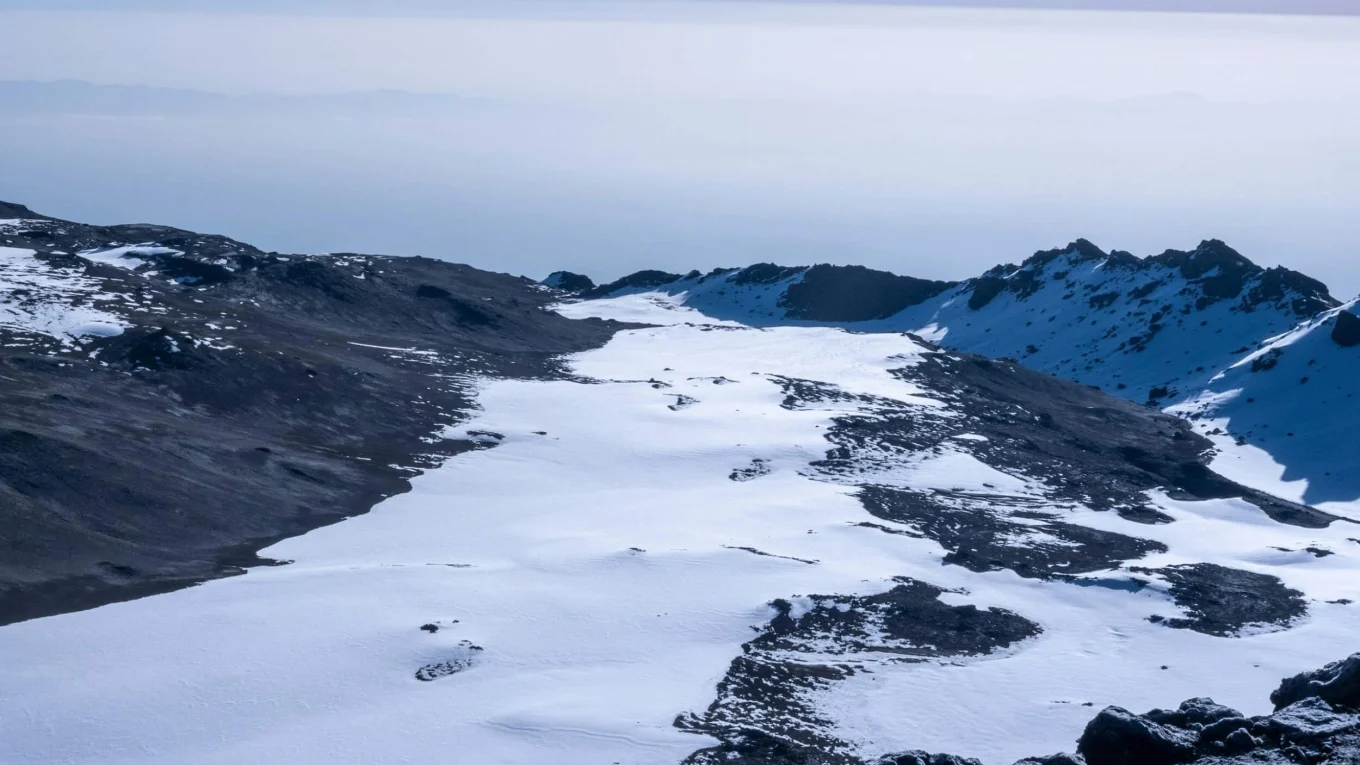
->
[3, 308, 1359, 764]
[77, 243, 182, 271]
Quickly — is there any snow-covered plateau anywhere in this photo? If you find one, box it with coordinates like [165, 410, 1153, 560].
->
[1, 291, 1356, 764]
[4, 203, 1360, 765]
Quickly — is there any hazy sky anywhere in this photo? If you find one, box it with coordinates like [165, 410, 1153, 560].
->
[0, 0, 1356, 14]
[1, 1, 1358, 296]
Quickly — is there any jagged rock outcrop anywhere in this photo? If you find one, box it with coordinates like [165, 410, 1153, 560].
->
[1271, 654, 1360, 711]
[569, 239, 1339, 407]
[1066, 653, 1360, 765]
[542, 270, 595, 293]
[1332, 309, 1360, 348]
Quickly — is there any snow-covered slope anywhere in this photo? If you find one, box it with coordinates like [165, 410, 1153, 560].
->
[1169, 301, 1360, 511]
[568, 240, 1334, 407]
[892, 240, 1335, 405]
[5, 289, 1359, 765]
[561, 241, 1349, 511]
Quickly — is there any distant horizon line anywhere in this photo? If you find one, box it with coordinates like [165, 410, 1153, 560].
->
[2, 0, 1357, 18]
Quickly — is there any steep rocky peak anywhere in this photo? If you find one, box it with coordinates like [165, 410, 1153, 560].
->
[1022, 238, 1110, 270]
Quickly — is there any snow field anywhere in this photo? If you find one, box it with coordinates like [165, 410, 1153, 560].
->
[2, 302, 1358, 764]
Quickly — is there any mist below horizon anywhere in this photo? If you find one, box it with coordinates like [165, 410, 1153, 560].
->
[1, 3, 1358, 296]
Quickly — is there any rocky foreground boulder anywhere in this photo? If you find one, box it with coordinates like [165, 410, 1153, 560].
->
[1331, 310, 1360, 348]
[1062, 653, 1360, 764]
[858, 653, 1360, 765]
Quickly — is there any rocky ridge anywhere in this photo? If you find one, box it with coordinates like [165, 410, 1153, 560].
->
[551, 240, 1357, 515]
[555, 239, 1337, 405]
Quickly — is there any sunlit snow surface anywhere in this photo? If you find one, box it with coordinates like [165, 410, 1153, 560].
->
[4, 293, 1360, 764]
[1169, 299, 1360, 513]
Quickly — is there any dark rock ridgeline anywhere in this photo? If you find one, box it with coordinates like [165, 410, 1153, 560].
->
[0, 201, 52, 220]
[579, 269, 687, 298]
[569, 262, 955, 322]
[0, 202, 632, 626]
[965, 239, 1336, 317]
[553, 237, 1336, 332]
[776, 265, 954, 323]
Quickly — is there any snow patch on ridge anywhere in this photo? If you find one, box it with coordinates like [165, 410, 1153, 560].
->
[78, 243, 183, 272]
[0, 246, 128, 343]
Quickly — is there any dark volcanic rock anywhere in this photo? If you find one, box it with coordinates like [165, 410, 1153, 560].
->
[1026, 654, 1360, 765]
[681, 580, 1038, 764]
[414, 641, 483, 681]
[542, 270, 596, 293]
[777, 264, 955, 322]
[1332, 310, 1360, 348]
[730, 458, 773, 482]
[755, 580, 1041, 659]
[732, 263, 807, 286]
[0, 201, 629, 626]
[581, 269, 683, 298]
[1077, 706, 1198, 765]
[1132, 563, 1307, 636]
[1271, 654, 1360, 711]
[859, 486, 1166, 579]
[683, 729, 849, 765]
[883, 353, 1336, 529]
[966, 274, 1008, 310]
[0, 201, 50, 220]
